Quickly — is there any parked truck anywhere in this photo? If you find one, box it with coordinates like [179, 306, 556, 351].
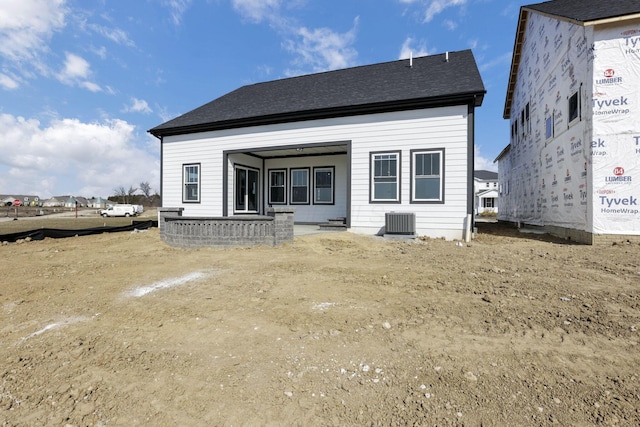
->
[100, 204, 137, 217]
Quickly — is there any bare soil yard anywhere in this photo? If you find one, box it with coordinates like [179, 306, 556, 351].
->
[1, 222, 639, 426]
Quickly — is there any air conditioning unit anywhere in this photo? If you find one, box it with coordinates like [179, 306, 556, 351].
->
[385, 212, 416, 235]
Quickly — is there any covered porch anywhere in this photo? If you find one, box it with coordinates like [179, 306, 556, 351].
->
[222, 141, 351, 227]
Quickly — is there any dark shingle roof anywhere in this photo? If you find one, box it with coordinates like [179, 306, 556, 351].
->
[474, 170, 498, 180]
[150, 50, 485, 137]
[525, 0, 640, 24]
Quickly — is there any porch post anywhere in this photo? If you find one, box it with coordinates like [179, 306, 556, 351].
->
[266, 207, 296, 245]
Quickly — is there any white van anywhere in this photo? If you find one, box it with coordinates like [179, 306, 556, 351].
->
[100, 204, 137, 217]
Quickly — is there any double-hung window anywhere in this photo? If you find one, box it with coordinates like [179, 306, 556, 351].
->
[411, 149, 444, 203]
[269, 169, 286, 205]
[371, 152, 400, 202]
[290, 168, 309, 204]
[313, 167, 334, 204]
[183, 163, 200, 203]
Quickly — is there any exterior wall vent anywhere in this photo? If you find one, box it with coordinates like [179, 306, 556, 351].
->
[385, 212, 416, 235]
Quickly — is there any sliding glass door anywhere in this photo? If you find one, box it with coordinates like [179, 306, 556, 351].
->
[235, 166, 259, 213]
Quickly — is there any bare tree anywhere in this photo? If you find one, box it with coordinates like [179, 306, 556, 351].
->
[113, 186, 127, 203]
[127, 186, 138, 204]
[139, 181, 152, 199]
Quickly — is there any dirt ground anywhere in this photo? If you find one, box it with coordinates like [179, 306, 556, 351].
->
[1, 222, 639, 426]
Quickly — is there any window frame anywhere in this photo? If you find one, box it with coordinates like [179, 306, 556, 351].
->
[313, 166, 335, 205]
[483, 197, 495, 208]
[370, 151, 401, 203]
[545, 109, 555, 142]
[268, 168, 287, 205]
[290, 167, 310, 205]
[568, 89, 581, 126]
[410, 148, 444, 204]
[233, 164, 260, 214]
[182, 163, 201, 203]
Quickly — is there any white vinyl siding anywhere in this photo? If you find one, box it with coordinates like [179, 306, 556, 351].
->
[162, 105, 470, 238]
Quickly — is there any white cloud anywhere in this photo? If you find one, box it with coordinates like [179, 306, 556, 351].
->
[475, 144, 497, 172]
[163, 0, 193, 25]
[0, 113, 159, 198]
[124, 98, 153, 114]
[60, 53, 90, 79]
[423, 0, 467, 22]
[57, 52, 102, 91]
[232, 0, 282, 24]
[89, 24, 135, 47]
[230, 0, 358, 74]
[0, 0, 67, 62]
[398, 37, 434, 59]
[479, 51, 512, 72]
[0, 72, 19, 89]
[443, 19, 457, 30]
[285, 17, 359, 73]
[398, 0, 468, 23]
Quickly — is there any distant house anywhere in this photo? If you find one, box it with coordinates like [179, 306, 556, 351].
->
[43, 196, 70, 207]
[75, 196, 89, 207]
[474, 170, 498, 215]
[1, 195, 15, 206]
[89, 197, 108, 209]
[495, 0, 640, 244]
[149, 50, 486, 240]
[1, 194, 41, 206]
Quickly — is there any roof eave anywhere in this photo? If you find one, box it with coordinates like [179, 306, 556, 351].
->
[523, 7, 640, 27]
[149, 90, 485, 138]
[493, 144, 511, 163]
[504, 8, 528, 120]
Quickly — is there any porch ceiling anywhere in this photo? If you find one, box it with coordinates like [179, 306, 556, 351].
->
[247, 144, 348, 159]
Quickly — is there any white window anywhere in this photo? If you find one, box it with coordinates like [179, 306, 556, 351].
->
[371, 152, 400, 202]
[290, 168, 309, 204]
[269, 169, 286, 205]
[234, 165, 259, 213]
[313, 167, 334, 205]
[483, 198, 495, 208]
[411, 149, 444, 203]
[183, 163, 200, 203]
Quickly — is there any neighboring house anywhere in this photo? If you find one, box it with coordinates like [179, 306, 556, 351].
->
[89, 197, 108, 209]
[75, 196, 89, 207]
[64, 197, 77, 208]
[1, 194, 41, 206]
[496, 0, 640, 244]
[149, 50, 486, 240]
[474, 170, 499, 215]
[43, 196, 70, 207]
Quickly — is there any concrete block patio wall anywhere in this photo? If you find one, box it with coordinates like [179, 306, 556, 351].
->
[158, 207, 295, 248]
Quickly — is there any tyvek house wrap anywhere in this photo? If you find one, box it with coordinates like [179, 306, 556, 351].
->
[502, 12, 640, 236]
[591, 25, 640, 234]
[504, 12, 591, 230]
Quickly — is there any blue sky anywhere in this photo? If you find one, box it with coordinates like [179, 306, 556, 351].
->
[0, 0, 531, 199]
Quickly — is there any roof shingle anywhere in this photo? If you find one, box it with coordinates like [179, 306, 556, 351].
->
[150, 49, 485, 137]
[525, 0, 640, 24]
